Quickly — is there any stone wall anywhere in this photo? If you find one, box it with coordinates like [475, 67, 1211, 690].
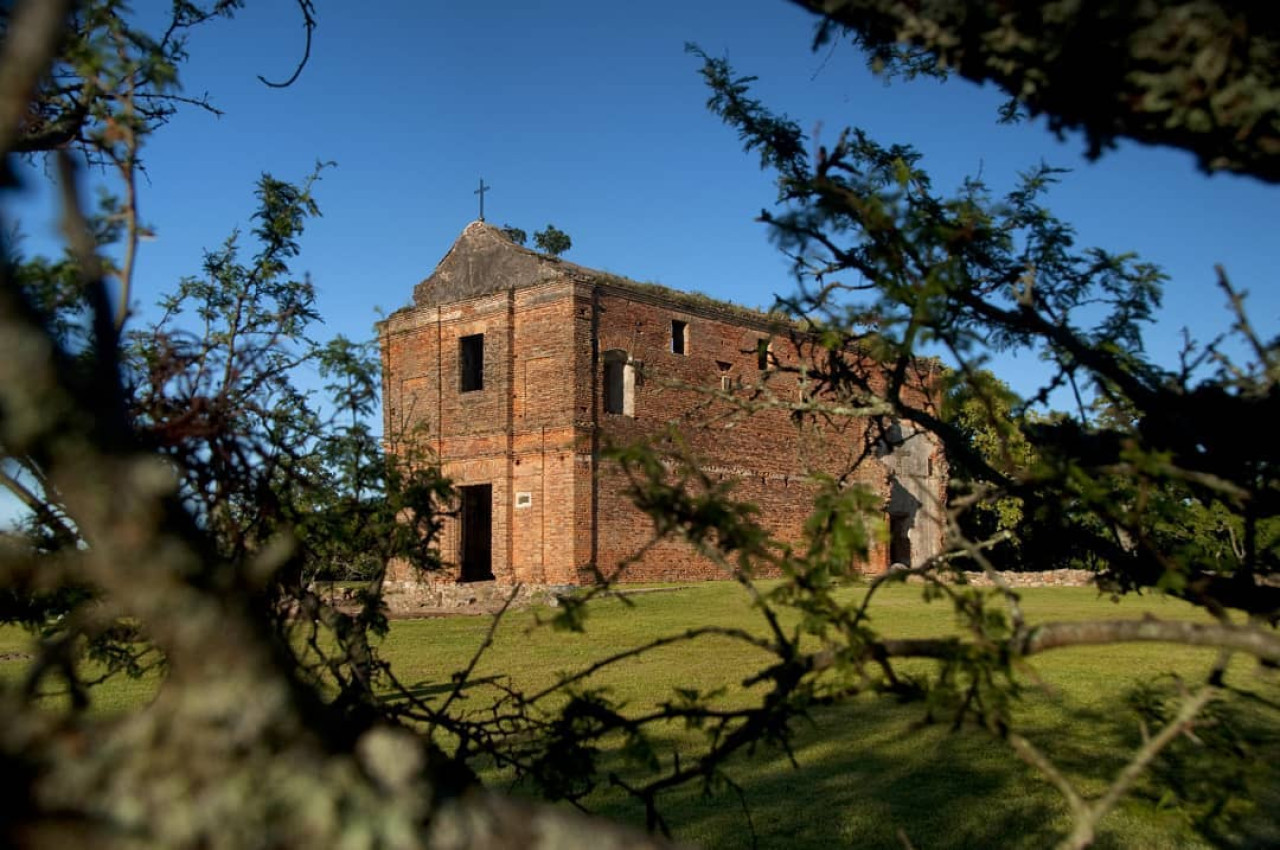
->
[372, 569, 1097, 617]
[379, 580, 575, 614]
[956, 569, 1096, 588]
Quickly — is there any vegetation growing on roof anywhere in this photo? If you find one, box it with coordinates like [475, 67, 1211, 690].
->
[591, 272, 790, 326]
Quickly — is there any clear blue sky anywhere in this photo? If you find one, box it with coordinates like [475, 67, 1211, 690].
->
[12, 0, 1279, 403]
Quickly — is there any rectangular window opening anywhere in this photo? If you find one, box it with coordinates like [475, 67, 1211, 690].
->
[603, 351, 635, 416]
[460, 333, 484, 392]
[756, 339, 771, 370]
[604, 359, 624, 414]
[671, 320, 687, 355]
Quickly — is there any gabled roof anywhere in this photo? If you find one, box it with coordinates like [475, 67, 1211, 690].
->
[403, 220, 785, 328]
[411, 221, 582, 306]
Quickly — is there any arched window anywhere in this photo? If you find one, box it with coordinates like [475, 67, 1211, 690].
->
[603, 349, 635, 416]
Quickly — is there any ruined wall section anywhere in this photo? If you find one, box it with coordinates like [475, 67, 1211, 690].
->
[380, 221, 948, 588]
[381, 292, 512, 582]
[508, 280, 584, 585]
[879, 422, 948, 568]
[382, 273, 598, 586]
[586, 284, 916, 582]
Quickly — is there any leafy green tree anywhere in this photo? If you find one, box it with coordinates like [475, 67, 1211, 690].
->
[0, 4, 664, 848]
[942, 369, 1035, 568]
[499, 223, 528, 246]
[664, 5, 1279, 841]
[533, 223, 572, 256]
[787, 0, 1280, 182]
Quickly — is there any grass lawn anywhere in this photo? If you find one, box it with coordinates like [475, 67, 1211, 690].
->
[3, 582, 1277, 848]
[377, 583, 1280, 849]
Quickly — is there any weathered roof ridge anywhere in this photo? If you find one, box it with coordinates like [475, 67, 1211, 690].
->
[408, 221, 785, 327]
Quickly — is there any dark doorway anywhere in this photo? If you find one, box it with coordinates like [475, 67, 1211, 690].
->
[888, 514, 912, 568]
[459, 484, 494, 581]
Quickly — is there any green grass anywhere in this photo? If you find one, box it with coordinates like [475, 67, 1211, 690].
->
[3, 583, 1277, 847]
[0, 624, 163, 713]
[377, 584, 1280, 849]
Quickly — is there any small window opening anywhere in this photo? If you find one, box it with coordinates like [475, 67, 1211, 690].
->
[671, 320, 688, 355]
[716, 361, 733, 393]
[460, 334, 484, 392]
[603, 349, 635, 416]
[756, 339, 771, 370]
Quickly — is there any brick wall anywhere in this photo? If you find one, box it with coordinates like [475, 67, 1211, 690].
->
[585, 284, 930, 581]
[383, 281, 587, 584]
[381, 247, 948, 587]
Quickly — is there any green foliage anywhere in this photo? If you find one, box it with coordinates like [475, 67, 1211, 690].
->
[1, 0, 452, 739]
[533, 223, 572, 257]
[1126, 677, 1270, 842]
[691, 41, 1278, 610]
[628, 23, 1280, 845]
[2, 2, 1278, 848]
[499, 223, 527, 246]
[7, 0, 241, 164]
[366, 586, 1280, 848]
[792, 1, 1280, 182]
[942, 370, 1040, 569]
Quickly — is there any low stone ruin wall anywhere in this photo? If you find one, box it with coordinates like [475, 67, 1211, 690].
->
[358, 570, 1098, 617]
[955, 568, 1095, 588]
[378, 580, 576, 616]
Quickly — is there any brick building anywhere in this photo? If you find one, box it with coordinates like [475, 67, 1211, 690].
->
[378, 221, 946, 586]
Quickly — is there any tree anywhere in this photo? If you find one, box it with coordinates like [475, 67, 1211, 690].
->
[533, 223, 572, 256]
[499, 223, 527, 246]
[0, 3, 660, 847]
[941, 369, 1036, 569]
[788, 0, 1280, 182]
[2, 1, 1278, 849]
[667, 1, 1278, 840]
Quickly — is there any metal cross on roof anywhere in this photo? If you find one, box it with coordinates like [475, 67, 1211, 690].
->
[474, 178, 490, 222]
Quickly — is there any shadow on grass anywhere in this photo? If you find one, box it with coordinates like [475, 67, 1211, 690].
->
[565, 686, 1278, 850]
[383, 675, 504, 704]
[584, 701, 1063, 850]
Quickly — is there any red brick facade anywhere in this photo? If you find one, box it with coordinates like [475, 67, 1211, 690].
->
[379, 222, 947, 585]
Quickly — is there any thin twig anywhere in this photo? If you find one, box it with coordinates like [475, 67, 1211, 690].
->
[431, 583, 522, 728]
[257, 0, 316, 88]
